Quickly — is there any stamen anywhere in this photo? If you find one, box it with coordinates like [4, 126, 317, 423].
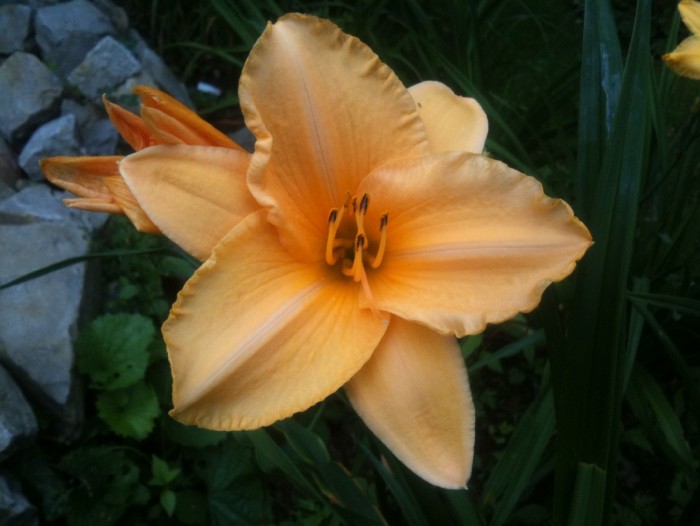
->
[325, 208, 342, 265]
[369, 213, 388, 269]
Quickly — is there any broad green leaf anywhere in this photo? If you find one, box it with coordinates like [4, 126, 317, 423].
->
[163, 417, 227, 448]
[76, 313, 155, 391]
[244, 429, 320, 498]
[196, 439, 270, 526]
[96, 381, 160, 440]
[575, 0, 622, 216]
[567, 463, 606, 526]
[551, 0, 651, 522]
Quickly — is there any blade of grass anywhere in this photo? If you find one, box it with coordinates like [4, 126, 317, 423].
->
[484, 379, 555, 526]
[470, 329, 544, 373]
[0, 248, 195, 291]
[360, 443, 432, 526]
[626, 365, 697, 481]
[275, 420, 387, 526]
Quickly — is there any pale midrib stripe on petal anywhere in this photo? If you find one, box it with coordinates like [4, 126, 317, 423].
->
[176, 278, 326, 410]
[285, 38, 337, 202]
[389, 242, 581, 260]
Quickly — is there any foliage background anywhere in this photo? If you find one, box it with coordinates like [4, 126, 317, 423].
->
[6, 0, 700, 524]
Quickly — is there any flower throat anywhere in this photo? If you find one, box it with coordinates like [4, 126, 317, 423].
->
[325, 193, 387, 317]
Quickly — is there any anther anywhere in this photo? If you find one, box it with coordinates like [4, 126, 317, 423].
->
[325, 208, 342, 265]
[369, 213, 388, 269]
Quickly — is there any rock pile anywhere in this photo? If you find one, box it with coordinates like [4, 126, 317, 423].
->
[0, 1, 191, 522]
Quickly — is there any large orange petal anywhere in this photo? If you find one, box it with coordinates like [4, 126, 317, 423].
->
[119, 145, 257, 261]
[345, 317, 474, 488]
[134, 86, 243, 150]
[239, 13, 429, 261]
[357, 152, 592, 337]
[408, 81, 488, 154]
[164, 211, 387, 430]
[663, 36, 700, 79]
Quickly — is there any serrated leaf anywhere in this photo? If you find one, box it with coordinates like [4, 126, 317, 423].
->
[76, 313, 156, 391]
[96, 382, 160, 440]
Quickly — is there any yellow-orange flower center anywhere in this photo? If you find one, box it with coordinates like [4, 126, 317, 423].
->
[325, 193, 388, 317]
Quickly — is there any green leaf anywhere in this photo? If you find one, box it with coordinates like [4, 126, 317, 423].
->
[96, 381, 160, 440]
[58, 447, 146, 526]
[551, 0, 652, 521]
[485, 381, 555, 526]
[163, 417, 228, 448]
[626, 365, 698, 481]
[160, 489, 177, 517]
[567, 463, 607, 526]
[575, 0, 623, 215]
[150, 456, 181, 486]
[196, 439, 270, 526]
[76, 313, 156, 391]
[276, 420, 387, 526]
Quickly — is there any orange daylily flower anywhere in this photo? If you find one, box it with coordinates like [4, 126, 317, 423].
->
[42, 14, 592, 488]
[663, 0, 700, 78]
[40, 86, 248, 236]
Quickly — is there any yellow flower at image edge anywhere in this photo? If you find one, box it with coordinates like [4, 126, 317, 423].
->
[664, 0, 700, 78]
[41, 14, 592, 488]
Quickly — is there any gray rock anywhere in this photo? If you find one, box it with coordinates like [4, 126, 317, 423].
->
[0, 52, 63, 142]
[0, 364, 37, 461]
[67, 35, 141, 100]
[61, 98, 103, 130]
[93, 0, 129, 33]
[0, 184, 107, 233]
[0, 138, 19, 198]
[128, 29, 192, 107]
[0, 4, 32, 55]
[0, 219, 88, 437]
[35, 0, 115, 76]
[18, 115, 79, 181]
[82, 118, 118, 155]
[0, 473, 38, 526]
